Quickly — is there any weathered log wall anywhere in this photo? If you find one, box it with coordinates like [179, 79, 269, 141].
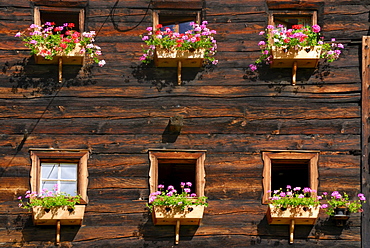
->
[0, 0, 369, 247]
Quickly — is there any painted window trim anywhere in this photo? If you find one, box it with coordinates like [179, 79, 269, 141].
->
[148, 149, 206, 197]
[261, 150, 319, 204]
[34, 6, 85, 33]
[268, 10, 317, 26]
[29, 148, 89, 203]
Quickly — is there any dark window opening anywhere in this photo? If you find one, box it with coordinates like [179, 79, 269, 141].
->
[271, 159, 310, 191]
[40, 11, 80, 32]
[274, 15, 312, 28]
[159, 15, 196, 33]
[158, 159, 196, 193]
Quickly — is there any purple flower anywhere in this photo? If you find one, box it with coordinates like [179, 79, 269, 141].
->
[17, 196, 22, 199]
[186, 182, 192, 187]
[184, 188, 191, 193]
[286, 192, 293, 196]
[303, 187, 311, 193]
[146, 27, 152, 32]
[358, 193, 366, 201]
[15, 32, 21, 37]
[258, 41, 265, 46]
[180, 182, 185, 187]
[320, 204, 328, 209]
[168, 185, 174, 190]
[166, 191, 173, 197]
[279, 192, 286, 197]
[323, 192, 328, 195]
[259, 31, 265, 35]
[293, 187, 301, 191]
[29, 40, 37, 45]
[286, 185, 291, 189]
[212, 60, 219, 65]
[249, 64, 257, 72]
[312, 24, 321, 33]
[338, 43, 344, 49]
[190, 193, 197, 197]
[141, 36, 149, 41]
[298, 194, 304, 198]
[149, 195, 156, 203]
[267, 25, 274, 29]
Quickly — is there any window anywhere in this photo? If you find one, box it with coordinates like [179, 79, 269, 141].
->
[34, 6, 84, 32]
[261, 150, 319, 204]
[153, 10, 201, 33]
[149, 150, 206, 197]
[268, 10, 317, 28]
[30, 149, 89, 203]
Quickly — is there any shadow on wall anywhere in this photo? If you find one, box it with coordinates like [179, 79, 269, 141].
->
[16, 214, 81, 244]
[138, 212, 199, 243]
[131, 62, 215, 93]
[2, 56, 96, 96]
[256, 215, 351, 244]
[244, 61, 331, 88]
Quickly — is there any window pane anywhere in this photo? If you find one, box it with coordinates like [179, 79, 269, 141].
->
[60, 181, 77, 196]
[60, 163, 77, 179]
[179, 21, 192, 33]
[41, 163, 58, 179]
[274, 16, 312, 28]
[40, 180, 58, 192]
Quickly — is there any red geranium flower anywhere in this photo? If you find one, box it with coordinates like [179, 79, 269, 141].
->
[292, 24, 303, 29]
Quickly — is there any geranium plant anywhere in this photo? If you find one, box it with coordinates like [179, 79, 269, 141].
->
[147, 182, 208, 211]
[269, 185, 321, 209]
[320, 191, 366, 216]
[140, 21, 218, 65]
[18, 185, 81, 210]
[15, 22, 106, 67]
[249, 24, 344, 71]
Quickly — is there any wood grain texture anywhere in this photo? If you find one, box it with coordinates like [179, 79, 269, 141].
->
[0, 0, 367, 247]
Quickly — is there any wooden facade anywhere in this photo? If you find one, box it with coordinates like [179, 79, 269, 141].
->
[0, 0, 369, 247]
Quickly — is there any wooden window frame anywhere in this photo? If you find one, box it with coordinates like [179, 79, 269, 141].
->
[34, 6, 85, 33]
[148, 150, 206, 197]
[30, 149, 89, 203]
[261, 150, 319, 204]
[268, 10, 317, 27]
[152, 10, 201, 31]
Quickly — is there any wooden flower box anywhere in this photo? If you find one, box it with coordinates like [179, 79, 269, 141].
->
[267, 204, 319, 225]
[34, 43, 84, 65]
[267, 204, 319, 244]
[154, 48, 205, 68]
[152, 205, 204, 225]
[152, 205, 205, 244]
[270, 45, 322, 69]
[32, 205, 86, 225]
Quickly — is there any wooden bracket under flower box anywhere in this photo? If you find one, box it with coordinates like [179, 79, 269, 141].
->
[32, 205, 86, 245]
[34, 43, 85, 83]
[152, 205, 204, 244]
[267, 204, 319, 244]
[270, 46, 322, 85]
[154, 48, 205, 85]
